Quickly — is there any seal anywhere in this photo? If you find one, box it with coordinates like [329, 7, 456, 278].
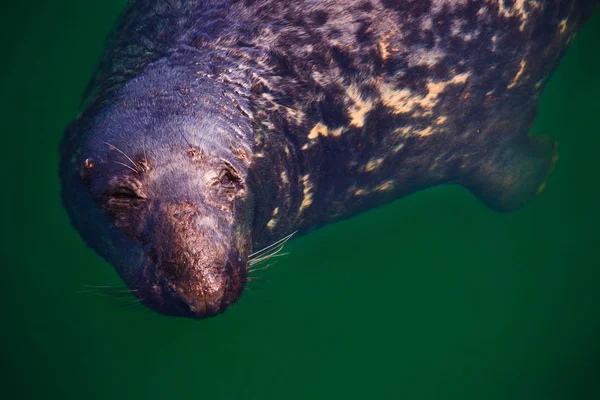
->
[60, 0, 598, 318]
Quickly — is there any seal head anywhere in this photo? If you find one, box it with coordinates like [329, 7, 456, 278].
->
[68, 62, 254, 318]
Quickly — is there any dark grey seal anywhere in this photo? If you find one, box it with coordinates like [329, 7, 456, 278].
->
[60, 0, 598, 318]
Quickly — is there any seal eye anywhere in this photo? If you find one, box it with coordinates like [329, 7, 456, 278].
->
[103, 185, 146, 213]
[110, 186, 140, 199]
[219, 169, 237, 187]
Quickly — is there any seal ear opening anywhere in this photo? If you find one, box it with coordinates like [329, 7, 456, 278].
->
[460, 135, 558, 212]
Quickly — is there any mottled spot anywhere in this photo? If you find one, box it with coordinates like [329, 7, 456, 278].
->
[375, 180, 395, 192]
[308, 122, 344, 139]
[281, 106, 306, 125]
[394, 126, 414, 136]
[392, 143, 405, 153]
[436, 116, 448, 125]
[407, 47, 446, 67]
[364, 157, 384, 172]
[381, 73, 470, 115]
[431, 0, 468, 13]
[299, 174, 314, 213]
[354, 188, 367, 196]
[346, 85, 374, 128]
[490, 0, 540, 31]
[267, 207, 280, 230]
[558, 18, 568, 34]
[507, 59, 527, 89]
[415, 126, 435, 136]
[377, 29, 397, 62]
[536, 182, 546, 195]
[280, 171, 289, 184]
[311, 71, 326, 86]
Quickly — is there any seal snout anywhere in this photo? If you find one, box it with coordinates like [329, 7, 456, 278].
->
[144, 202, 247, 318]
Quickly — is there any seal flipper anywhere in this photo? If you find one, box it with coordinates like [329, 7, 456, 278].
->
[461, 135, 558, 212]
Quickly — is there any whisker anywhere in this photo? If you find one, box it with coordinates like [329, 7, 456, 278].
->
[248, 261, 277, 274]
[248, 245, 287, 267]
[102, 141, 140, 171]
[248, 232, 295, 260]
[248, 230, 297, 260]
[249, 251, 289, 267]
[78, 284, 139, 298]
[252, 244, 285, 262]
[114, 161, 138, 174]
[77, 289, 137, 295]
[81, 285, 135, 290]
[179, 130, 193, 148]
[90, 291, 136, 298]
[117, 298, 145, 309]
[142, 135, 149, 165]
[79, 285, 138, 295]
[244, 285, 267, 291]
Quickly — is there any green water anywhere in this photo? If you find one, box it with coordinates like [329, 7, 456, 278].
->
[1, 2, 599, 399]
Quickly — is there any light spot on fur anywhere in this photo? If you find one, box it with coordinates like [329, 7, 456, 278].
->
[308, 123, 344, 139]
[299, 174, 314, 213]
[330, 127, 344, 137]
[394, 126, 414, 136]
[536, 182, 546, 195]
[280, 171, 289, 184]
[392, 143, 405, 153]
[375, 181, 395, 192]
[436, 116, 448, 125]
[346, 85, 374, 128]
[261, 92, 275, 102]
[308, 123, 325, 139]
[428, 159, 441, 172]
[421, 17, 433, 30]
[378, 30, 397, 62]
[380, 87, 415, 114]
[558, 18, 568, 34]
[415, 126, 435, 136]
[450, 18, 466, 37]
[534, 79, 544, 89]
[380, 73, 470, 115]
[431, 0, 468, 14]
[491, 0, 540, 31]
[507, 59, 527, 89]
[354, 188, 367, 196]
[312, 71, 326, 86]
[282, 107, 305, 125]
[267, 207, 280, 230]
[407, 47, 446, 67]
[364, 157, 385, 172]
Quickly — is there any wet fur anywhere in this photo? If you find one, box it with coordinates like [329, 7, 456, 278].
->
[60, 0, 597, 317]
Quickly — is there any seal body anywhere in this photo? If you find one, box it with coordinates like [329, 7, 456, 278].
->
[60, 0, 597, 318]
